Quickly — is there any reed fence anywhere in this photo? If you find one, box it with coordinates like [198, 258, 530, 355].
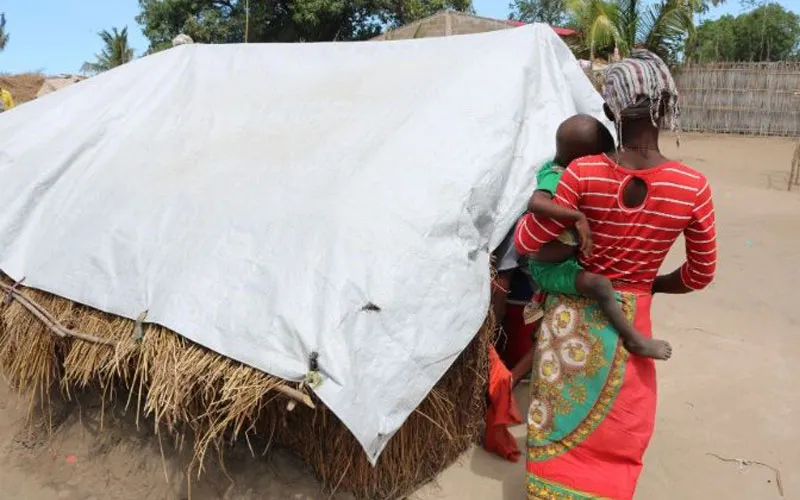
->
[674, 62, 800, 137]
[791, 140, 800, 191]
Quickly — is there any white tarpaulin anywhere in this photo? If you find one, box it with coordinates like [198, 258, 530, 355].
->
[0, 24, 606, 463]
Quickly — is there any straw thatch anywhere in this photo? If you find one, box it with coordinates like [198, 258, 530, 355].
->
[583, 68, 604, 93]
[0, 73, 46, 104]
[0, 273, 491, 499]
[674, 62, 800, 137]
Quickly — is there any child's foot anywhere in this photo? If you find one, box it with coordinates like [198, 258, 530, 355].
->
[623, 336, 672, 360]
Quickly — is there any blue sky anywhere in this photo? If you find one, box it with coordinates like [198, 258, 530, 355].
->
[1, 0, 799, 75]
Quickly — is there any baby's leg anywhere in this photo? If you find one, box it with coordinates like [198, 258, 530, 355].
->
[575, 272, 672, 360]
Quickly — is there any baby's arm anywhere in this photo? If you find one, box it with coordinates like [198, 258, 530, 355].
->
[516, 162, 589, 256]
[528, 191, 592, 254]
[528, 191, 584, 222]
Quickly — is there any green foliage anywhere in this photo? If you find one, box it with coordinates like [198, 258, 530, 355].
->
[389, 0, 473, 23]
[638, 0, 696, 64]
[0, 13, 8, 52]
[136, 0, 243, 53]
[566, 0, 699, 64]
[690, 3, 800, 62]
[509, 0, 568, 25]
[81, 27, 135, 75]
[692, 0, 724, 14]
[136, 0, 473, 52]
[566, 0, 625, 60]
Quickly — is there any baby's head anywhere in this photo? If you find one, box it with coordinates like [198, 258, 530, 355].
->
[554, 114, 615, 167]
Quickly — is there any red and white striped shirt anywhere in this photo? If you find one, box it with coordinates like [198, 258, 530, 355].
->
[514, 154, 716, 292]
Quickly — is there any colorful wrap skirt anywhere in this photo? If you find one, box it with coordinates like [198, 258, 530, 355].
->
[526, 292, 657, 500]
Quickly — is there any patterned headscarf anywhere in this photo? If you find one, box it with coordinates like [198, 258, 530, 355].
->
[602, 49, 680, 133]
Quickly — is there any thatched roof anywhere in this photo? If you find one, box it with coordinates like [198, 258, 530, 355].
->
[0, 73, 46, 103]
[36, 75, 86, 98]
[0, 74, 86, 104]
[0, 273, 492, 499]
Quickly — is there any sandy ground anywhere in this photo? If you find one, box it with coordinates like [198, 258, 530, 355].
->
[2, 133, 798, 499]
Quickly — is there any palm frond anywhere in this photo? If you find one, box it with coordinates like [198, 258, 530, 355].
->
[566, 0, 628, 59]
[80, 61, 106, 74]
[0, 13, 9, 51]
[589, 13, 626, 57]
[641, 0, 694, 62]
[82, 26, 134, 75]
[567, 0, 698, 63]
[616, 0, 639, 48]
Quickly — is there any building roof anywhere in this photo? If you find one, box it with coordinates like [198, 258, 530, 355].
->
[373, 10, 578, 41]
[506, 19, 577, 37]
[36, 75, 86, 99]
[0, 74, 46, 103]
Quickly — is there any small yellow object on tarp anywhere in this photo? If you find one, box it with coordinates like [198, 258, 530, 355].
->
[1, 88, 15, 111]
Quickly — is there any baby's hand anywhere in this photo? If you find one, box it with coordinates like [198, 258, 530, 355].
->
[575, 215, 593, 256]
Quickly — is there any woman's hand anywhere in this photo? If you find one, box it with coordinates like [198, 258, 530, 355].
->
[652, 269, 693, 295]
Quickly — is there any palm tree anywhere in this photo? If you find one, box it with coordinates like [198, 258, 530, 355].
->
[566, 0, 699, 65]
[81, 26, 134, 74]
[566, 0, 625, 63]
[0, 13, 9, 52]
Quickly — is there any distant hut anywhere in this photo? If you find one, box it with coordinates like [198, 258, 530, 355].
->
[372, 9, 577, 41]
[0, 73, 46, 104]
[36, 75, 86, 99]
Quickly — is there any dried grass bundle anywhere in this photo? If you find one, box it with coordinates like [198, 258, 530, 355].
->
[584, 68, 605, 93]
[0, 274, 491, 499]
[0, 73, 46, 104]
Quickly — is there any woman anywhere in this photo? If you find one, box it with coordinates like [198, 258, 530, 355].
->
[515, 50, 717, 500]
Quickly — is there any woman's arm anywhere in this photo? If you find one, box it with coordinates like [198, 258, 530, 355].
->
[653, 180, 716, 294]
[514, 164, 583, 255]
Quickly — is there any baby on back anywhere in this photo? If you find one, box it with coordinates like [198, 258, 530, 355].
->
[524, 114, 671, 360]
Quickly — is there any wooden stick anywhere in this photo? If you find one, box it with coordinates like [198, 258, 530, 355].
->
[7, 283, 109, 345]
[274, 383, 315, 409]
[0, 282, 117, 347]
[0, 280, 318, 409]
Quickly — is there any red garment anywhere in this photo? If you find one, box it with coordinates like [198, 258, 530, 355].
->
[515, 155, 716, 292]
[517, 155, 717, 499]
[527, 293, 657, 499]
[483, 344, 522, 462]
[499, 303, 535, 370]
